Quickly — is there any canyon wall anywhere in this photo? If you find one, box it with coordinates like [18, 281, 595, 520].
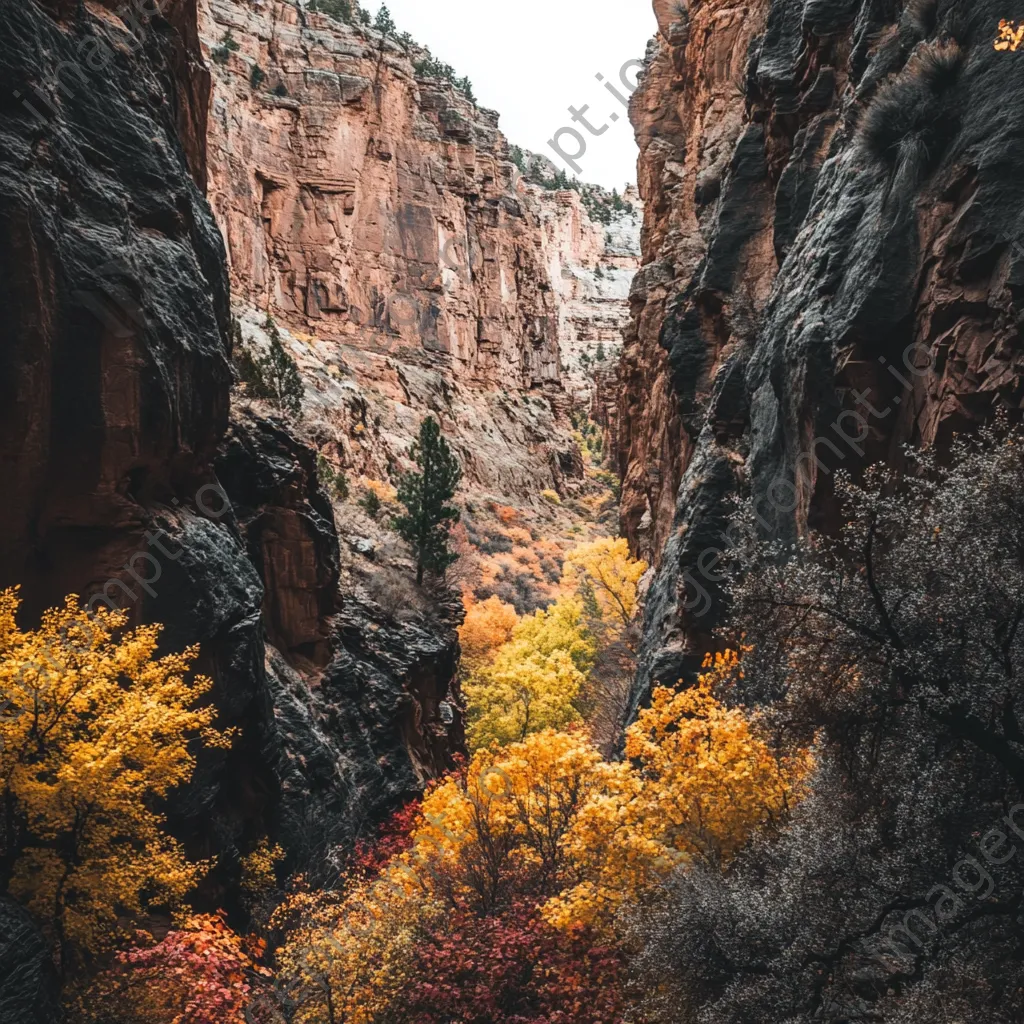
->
[623, 0, 1024, 704]
[0, 0, 466, 917]
[200, 0, 638, 501]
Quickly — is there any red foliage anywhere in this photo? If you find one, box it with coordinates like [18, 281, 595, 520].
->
[351, 799, 421, 879]
[403, 901, 631, 1024]
[116, 911, 267, 1024]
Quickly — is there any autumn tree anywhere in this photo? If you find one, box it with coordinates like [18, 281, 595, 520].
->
[402, 901, 631, 1024]
[393, 416, 462, 585]
[270, 732, 607, 1021]
[463, 596, 595, 749]
[273, 702, 804, 1022]
[77, 912, 268, 1024]
[546, 651, 813, 932]
[562, 536, 646, 635]
[562, 537, 648, 750]
[0, 589, 231, 970]
[458, 594, 518, 675]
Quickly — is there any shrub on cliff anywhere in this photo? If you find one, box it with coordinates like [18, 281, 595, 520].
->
[317, 455, 349, 501]
[211, 30, 239, 65]
[627, 425, 1024, 1022]
[393, 417, 462, 586]
[234, 317, 304, 417]
[308, 0, 354, 23]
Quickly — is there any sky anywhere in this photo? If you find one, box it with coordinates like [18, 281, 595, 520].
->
[372, 0, 658, 191]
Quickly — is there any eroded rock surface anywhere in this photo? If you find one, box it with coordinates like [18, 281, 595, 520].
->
[622, 0, 1024, 705]
[0, 0, 463, 910]
[200, 0, 639, 501]
[0, 896, 62, 1024]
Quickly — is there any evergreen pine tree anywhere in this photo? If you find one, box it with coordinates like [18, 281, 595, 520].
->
[374, 3, 395, 36]
[256, 317, 304, 417]
[393, 417, 462, 586]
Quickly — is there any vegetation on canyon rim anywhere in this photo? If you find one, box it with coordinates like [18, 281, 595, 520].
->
[305, 0, 477, 100]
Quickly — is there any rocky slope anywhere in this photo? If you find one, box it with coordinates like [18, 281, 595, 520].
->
[199, 0, 639, 502]
[622, 0, 1024, 706]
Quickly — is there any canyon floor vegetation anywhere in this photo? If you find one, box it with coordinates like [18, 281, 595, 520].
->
[4, 427, 1023, 1023]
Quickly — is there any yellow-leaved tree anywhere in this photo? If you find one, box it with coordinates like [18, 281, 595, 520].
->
[271, 730, 605, 1023]
[463, 596, 595, 749]
[562, 537, 648, 750]
[0, 588, 232, 969]
[562, 536, 647, 636]
[272, 686, 810, 1019]
[270, 876, 439, 1024]
[544, 651, 814, 932]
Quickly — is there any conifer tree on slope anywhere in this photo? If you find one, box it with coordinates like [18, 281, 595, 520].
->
[393, 416, 462, 586]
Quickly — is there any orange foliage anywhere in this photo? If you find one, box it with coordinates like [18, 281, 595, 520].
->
[78, 912, 269, 1024]
[459, 595, 519, 674]
[489, 502, 522, 525]
[995, 19, 1024, 50]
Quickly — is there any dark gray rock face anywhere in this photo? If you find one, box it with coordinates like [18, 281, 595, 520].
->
[0, 898, 61, 1024]
[0, 0, 230, 620]
[626, 0, 1024, 713]
[213, 409, 463, 876]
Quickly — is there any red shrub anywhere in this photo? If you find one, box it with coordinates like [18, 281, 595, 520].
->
[404, 902, 631, 1024]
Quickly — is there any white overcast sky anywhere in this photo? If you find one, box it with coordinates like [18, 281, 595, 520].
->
[372, 0, 658, 190]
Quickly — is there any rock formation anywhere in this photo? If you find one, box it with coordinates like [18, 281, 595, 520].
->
[200, 0, 639, 501]
[0, 896, 62, 1024]
[621, 0, 1024, 706]
[0, 0, 462, 901]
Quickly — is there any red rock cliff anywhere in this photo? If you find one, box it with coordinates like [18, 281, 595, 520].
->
[200, 0, 638, 500]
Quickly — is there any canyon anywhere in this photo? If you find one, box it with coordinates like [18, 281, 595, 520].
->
[0, 0, 638, 983]
[2, 0, 1024, 1019]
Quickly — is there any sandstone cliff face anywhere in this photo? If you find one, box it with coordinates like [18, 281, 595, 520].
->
[0, 0, 462, 901]
[200, 0, 638, 500]
[623, 0, 1024, 703]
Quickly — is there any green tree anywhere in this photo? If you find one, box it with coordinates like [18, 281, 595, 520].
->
[374, 3, 396, 36]
[236, 317, 304, 417]
[393, 417, 462, 586]
[309, 0, 354, 22]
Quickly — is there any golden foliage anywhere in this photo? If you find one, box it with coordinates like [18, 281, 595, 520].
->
[272, 731, 604, 1021]
[273, 878, 436, 1024]
[544, 651, 814, 931]
[275, 671, 811, 1015]
[361, 477, 398, 502]
[240, 838, 285, 894]
[995, 19, 1024, 50]
[458, 594, 519, 674]
[464, 537, 648, 750]
[0, 588, 231, 959]
[562, 536, 647, 630]
[463, 596, 595, 749]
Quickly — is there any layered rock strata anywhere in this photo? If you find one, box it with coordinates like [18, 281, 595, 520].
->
[200, 0, 639, 499]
